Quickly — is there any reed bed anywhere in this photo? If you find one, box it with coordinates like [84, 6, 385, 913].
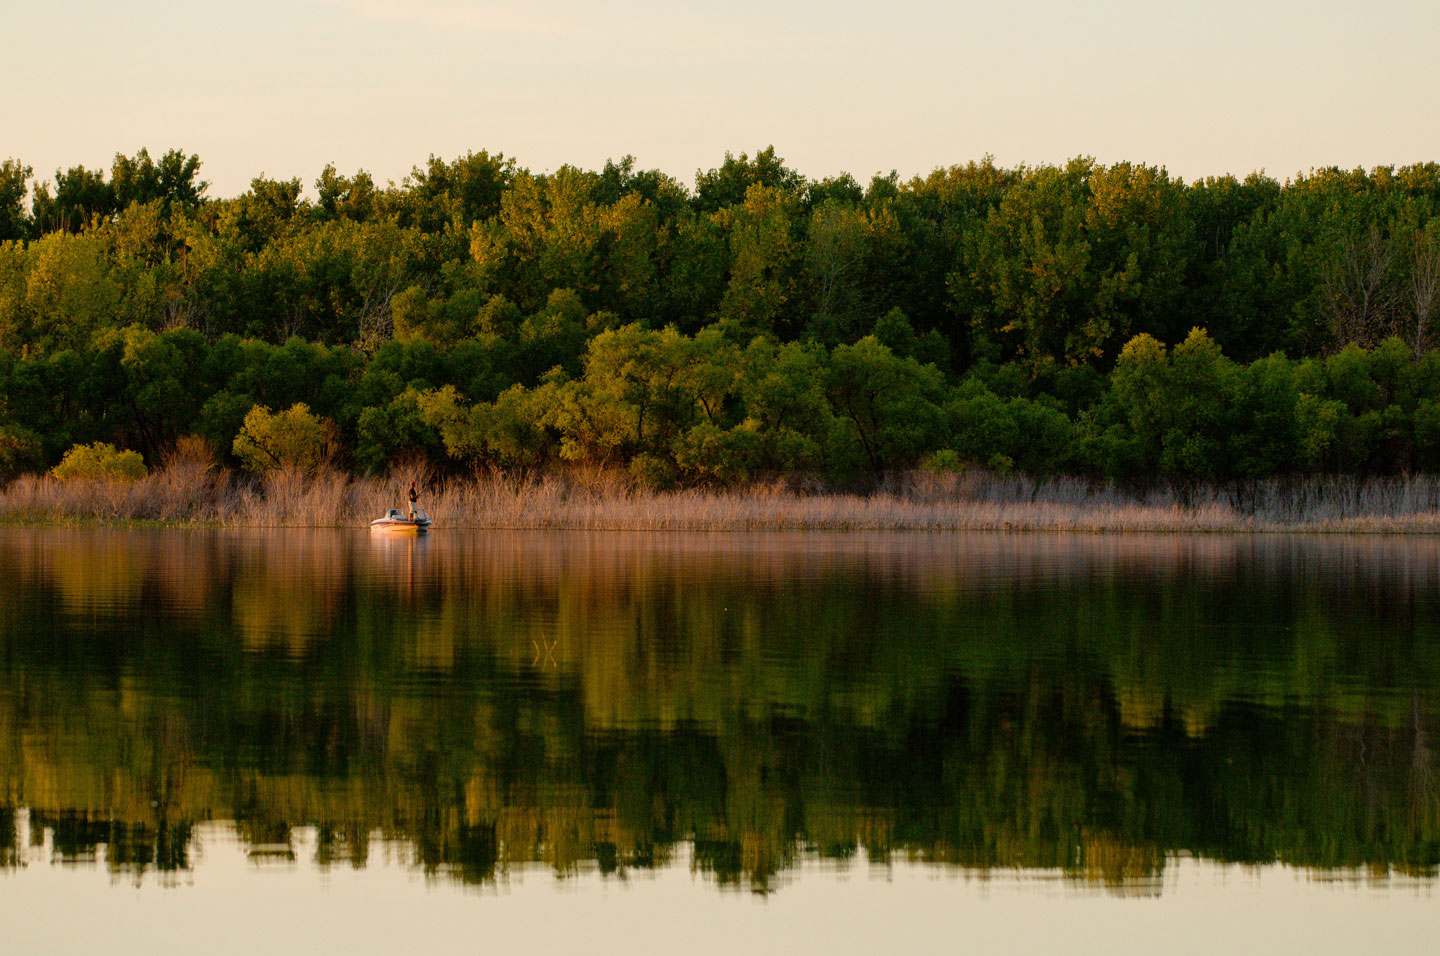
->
[7, 460, 1440, 533]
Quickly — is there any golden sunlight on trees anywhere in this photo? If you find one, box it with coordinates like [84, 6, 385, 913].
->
[51, 442, 146, 481]
[0, 149, 1439, 489]
[232, 403, 331, 473]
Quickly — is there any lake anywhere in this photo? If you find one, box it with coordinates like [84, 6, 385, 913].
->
[1, 527, 1437, 953]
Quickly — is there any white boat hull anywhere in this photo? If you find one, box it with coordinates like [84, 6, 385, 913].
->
[370, 508, 431, 533]
[369, 518, 430, 533]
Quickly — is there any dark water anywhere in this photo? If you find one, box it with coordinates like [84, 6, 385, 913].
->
[1, 527, 1438, 952]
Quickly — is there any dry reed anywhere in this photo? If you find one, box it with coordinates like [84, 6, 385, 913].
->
[7, 460, 1440, 533]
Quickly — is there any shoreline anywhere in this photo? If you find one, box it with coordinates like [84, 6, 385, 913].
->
[5, 466, 1440, 534]
[3, 520, 1440, 535]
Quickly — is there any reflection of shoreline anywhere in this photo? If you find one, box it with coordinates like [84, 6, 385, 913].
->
[4, 812, 1434, 898]
[2, 529, 1439, 893]
[3, 698, 1437, 891]
[9, 524, 1440, 594]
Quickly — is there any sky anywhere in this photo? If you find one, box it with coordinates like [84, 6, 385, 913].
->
[6, 0, 1439, 199]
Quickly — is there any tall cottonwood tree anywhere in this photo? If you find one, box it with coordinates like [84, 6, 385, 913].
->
[1408, 223, 1440, 357]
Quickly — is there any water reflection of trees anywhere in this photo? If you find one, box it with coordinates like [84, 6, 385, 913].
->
[1, 528, 1439, 892]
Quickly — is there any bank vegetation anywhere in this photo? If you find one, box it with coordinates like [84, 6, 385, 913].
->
[7, 453, 1440, 532]
[5, 148, 1440, 524]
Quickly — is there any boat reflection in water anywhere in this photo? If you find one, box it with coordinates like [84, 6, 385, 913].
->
[1, 528, 1438, 895]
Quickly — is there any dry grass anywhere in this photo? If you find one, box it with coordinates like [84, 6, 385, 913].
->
[6, 461, 1440, 533]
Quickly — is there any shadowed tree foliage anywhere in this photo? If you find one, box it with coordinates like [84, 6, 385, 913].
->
[0, 160, 31, 242]
[693, 146, 807, 214]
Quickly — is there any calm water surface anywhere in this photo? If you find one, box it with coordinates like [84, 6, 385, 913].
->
[1, 527, 1438, 953]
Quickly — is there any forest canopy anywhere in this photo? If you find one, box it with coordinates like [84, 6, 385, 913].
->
[2, 147, 1439, 485]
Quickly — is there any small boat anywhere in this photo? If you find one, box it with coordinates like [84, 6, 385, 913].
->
[369, 508, 432, 533]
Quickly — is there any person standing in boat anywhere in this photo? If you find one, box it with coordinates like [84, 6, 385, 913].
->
[408, 481, 419, 519]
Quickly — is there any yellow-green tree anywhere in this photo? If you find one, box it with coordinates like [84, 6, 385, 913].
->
[51, 441, 146, 481]
[232, 403, 329, 472]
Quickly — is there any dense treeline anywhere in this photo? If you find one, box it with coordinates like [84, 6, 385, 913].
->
[2, 147, 1440, 485]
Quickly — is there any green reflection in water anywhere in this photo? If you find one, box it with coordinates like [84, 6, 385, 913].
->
[1, 528, 1438, 893]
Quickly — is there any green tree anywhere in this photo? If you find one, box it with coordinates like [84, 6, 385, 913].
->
[471, 168, 660, 315]
[826, 337, 945, 473]
[315, 164, 378, 222]
[677, 337, 832, 480]
[943, 382, 1075, 474]
[0, 159, 31, 241]
[88, 326, 210, 459]
[30, 164, 115, 234]
[0, 422, 41, 478]
[214, 176, 305, 255]
[416, 383, 554, 470]
[232, 403, 330, 472]
[737, 338, 833, 470]
[400, 150, 517, 230]
[956, 159, 1193, 368]
[506, 288, 591, 383]
[236, 218, 419, 344]
[595, 156, 690, 220]
[875, 159, 1018, 363]
[0, 240, 25, 351]
[1104, 328, 1295, 482]
[715, 184, 802, 336]
[654, 213, 728, 331]
[804, 200, 873, 341]
[694, 146, 806, 214]
[0, 350, 96, 460]
[354, 388, 445, 473]
[18, 232, 125, 353]
[571, 323, 694, 458]
[110, 148, 207, 213]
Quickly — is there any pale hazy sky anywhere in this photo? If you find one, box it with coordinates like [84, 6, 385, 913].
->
[7, 0, 1439, 198]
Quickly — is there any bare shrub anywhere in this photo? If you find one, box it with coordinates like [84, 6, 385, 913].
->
[1323, 227, 1400, 349]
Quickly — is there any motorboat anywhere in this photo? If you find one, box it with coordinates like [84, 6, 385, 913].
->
[369, 508, 432, 533]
